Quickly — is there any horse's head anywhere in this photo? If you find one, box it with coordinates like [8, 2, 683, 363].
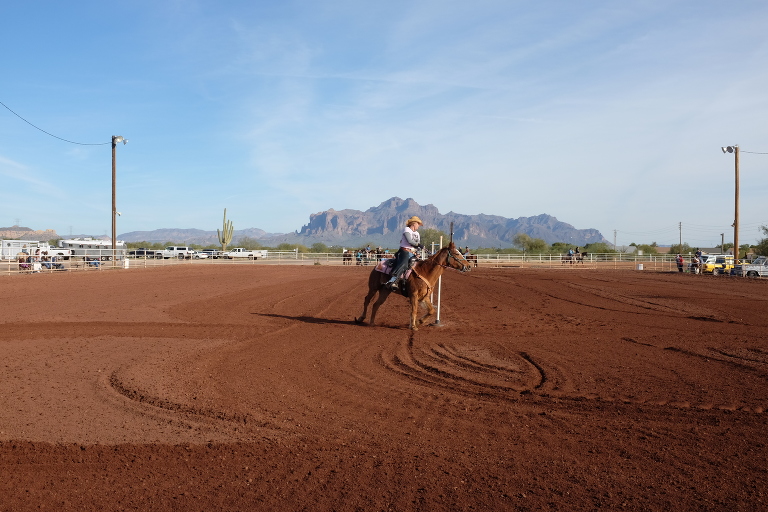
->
[443, 242, 471, 272]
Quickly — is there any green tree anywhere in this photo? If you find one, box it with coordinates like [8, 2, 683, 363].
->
[237, 236, 263, 250]
[310, 242, 329, 253]
[754, 225, 768, 256]
[276, 243, 309, 253]
[635, 244, 658, 255]
[419, 228, 449, 250]
[513, 233, 548, 253]
[669, 243, 693, 254]
[584, 242, 616, 254]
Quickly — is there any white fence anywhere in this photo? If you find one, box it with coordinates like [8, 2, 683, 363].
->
[3, 251, 735, 276]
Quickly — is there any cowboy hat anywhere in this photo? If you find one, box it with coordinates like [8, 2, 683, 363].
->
[405, 216, 423, 226]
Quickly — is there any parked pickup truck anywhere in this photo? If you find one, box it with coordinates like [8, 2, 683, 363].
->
[224, 248, 268, 259]
[160, 246, 195, 259]
[43, 245, 73, 260]
[731, 256, 768, 277]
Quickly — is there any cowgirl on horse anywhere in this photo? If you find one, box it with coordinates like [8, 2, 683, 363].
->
[385, 216, 424, 292]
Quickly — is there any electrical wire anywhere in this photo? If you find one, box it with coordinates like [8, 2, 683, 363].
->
[0, 100, 110, 146]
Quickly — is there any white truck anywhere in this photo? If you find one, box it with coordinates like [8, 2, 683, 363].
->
[44, 245, 73, 260]
[731, 255, 768, 277]
[224, 248, 268, 260]
[160, 246, 195, 259]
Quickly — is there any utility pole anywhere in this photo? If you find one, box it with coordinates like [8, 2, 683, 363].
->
[722, 145, 740, 262]
[720, 233, 724, 253]
[613, 230, 617, 251]
[734, 145, 740, 262]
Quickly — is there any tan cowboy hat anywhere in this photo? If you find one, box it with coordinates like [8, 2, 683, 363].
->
[405, 216, 423, 226]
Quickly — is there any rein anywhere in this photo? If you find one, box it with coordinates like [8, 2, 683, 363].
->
[410, 248, 468, 293]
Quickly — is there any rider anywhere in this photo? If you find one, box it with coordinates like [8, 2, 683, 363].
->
[386, 216, 424, 291]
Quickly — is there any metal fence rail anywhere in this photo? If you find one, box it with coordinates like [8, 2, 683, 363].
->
[4, 251, 750, 276]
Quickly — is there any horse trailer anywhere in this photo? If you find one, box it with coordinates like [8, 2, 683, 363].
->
[57, 238, 127, 261]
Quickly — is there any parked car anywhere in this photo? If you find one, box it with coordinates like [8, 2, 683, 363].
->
[711, 255, 735, 275]
[128, 248, 160, 259]
[160, 246, 194, 259]
[731, 255, 768, 277]
[201, 249, 223, 259]
[192, 251, 209, 259]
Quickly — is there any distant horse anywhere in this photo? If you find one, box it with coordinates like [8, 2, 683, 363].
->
[561, 253, 574, 265]
[465, 253, 478, 268]
[342, 251, 353, 265]
[355, 242, 471, 330]
[575, 251, 587, 264]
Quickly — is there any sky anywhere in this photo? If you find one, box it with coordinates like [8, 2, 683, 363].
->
[1, 0, 767, 247]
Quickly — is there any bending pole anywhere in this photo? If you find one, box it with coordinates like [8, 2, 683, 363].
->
[435, 236, 443, 325]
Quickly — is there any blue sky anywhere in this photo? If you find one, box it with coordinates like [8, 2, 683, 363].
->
[2, 0, 767, 246]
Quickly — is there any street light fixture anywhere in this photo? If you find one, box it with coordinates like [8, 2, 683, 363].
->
[112, 135, 127, 266]
[721, 145, 739, 262]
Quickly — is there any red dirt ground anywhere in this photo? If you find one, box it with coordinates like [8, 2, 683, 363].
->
[0, 265, 766, 511]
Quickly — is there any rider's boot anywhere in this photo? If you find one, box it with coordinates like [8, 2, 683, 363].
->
[385, 274, 399, 291]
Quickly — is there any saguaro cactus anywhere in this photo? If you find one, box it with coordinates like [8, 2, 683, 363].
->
[218, 208, 234, 252]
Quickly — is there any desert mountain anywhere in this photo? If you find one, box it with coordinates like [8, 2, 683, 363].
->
[117, 197, 607, 248]
[294, 197, 607, 248]
[0, 225, 59, 241]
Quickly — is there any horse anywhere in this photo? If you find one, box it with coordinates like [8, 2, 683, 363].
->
[465, 253, 478, 268]
[561, 253, 574, 265]
[355, 242, 471, 330]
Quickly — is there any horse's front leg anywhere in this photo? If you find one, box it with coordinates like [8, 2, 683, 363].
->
[409, 294, 420, 330]
[416, 296, 436, 327]
[409, 293, 434, 330]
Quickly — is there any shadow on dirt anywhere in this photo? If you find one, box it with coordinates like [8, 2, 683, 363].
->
[252, 312, 358, 326]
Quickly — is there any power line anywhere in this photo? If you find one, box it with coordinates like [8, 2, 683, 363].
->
[0, 99, 110, 146]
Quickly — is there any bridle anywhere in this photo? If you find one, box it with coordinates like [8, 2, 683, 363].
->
[440, 247, 471, 272]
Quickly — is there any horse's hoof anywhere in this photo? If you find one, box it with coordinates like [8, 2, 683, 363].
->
[354, 317, 364, 324]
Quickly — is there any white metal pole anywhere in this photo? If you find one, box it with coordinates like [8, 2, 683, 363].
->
[435, 236, 443, 324]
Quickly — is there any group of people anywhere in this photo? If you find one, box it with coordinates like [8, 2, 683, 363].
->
[343, 246, 391, 266]
[16, 247, 64, 271]
[562, 247, 585, 264]
[676, 249, 703, 273]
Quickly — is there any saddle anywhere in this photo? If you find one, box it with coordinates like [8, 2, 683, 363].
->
[374, 257, 414, 280]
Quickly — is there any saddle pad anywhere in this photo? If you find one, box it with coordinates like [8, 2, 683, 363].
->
[374, 259, 411, 279]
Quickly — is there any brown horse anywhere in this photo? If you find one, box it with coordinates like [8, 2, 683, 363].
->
[355, 242, 471, 330]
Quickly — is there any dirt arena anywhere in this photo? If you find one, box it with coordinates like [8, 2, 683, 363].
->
[1, 264, 766, 511]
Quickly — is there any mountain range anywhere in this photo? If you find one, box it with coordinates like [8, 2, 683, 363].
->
[116, 197, 608, 248]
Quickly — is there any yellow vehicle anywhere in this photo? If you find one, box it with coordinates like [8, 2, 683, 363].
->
[709, 254, 734, 275]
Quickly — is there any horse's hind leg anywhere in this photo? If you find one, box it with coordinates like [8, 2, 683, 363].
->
[356, 289, 376, 324]
[369, 288, 391, 326]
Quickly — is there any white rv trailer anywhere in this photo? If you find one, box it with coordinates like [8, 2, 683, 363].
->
[0, 240, 47, 261]
[58, 238, 127, 261]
